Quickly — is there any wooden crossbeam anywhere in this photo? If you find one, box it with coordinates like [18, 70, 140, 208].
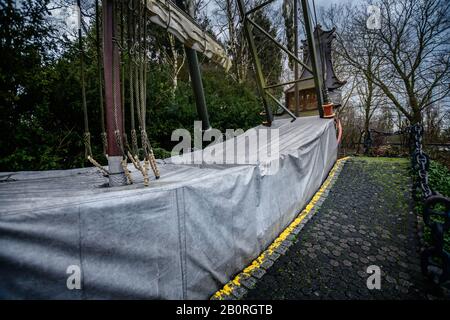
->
[146, 0, 232, 71]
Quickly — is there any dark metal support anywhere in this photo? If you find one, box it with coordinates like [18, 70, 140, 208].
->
[246, 0, 278, 16]
[300, 0, 324, 117]
[294, 0, 300, 117]
[266, 91, 296, 120]
[236, 0, 274, 125]
[103, 0, 123, 157]
[103, 0, 126, 186]
[186, 49, 211, 130]
[176, 0, 211, 130]
[247, 18, 312, 73]
[237, 0, 326, 122]
[264, 76, 314, 90]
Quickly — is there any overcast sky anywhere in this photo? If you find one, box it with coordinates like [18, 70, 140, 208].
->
[54, 0, 361, 33]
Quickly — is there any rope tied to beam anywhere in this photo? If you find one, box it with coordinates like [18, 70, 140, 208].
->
[80, 0, 160, 186]
[127, 151, 149, 186]
[95, 0, 108, 158]
[87, 155, 110, 176]
[83, 132, 93, 159]
[132, 0, 160, 181]
[78, 0, 108, 177]
[128, 0, 139, 156]
[121, 158, 133, 184]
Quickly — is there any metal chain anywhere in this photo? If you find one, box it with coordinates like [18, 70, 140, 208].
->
[409, 124, 450, 287]
[421, 196, 450, 286]
[410, 124, 433, 199]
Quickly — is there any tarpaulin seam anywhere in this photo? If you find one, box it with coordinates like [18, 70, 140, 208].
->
[78, 206, 85, 300]
[255, 166, 261, 208]
[175, 187, 187, 299]
[182, 187, 187, 299]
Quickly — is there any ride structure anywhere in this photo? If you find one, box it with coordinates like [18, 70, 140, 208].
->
[284, 26, 346, 114]
[237, 0, 323, 123]
[0, 0, 345, 299]
[81, 0, 233, 187]
[82, 0, 339, 187]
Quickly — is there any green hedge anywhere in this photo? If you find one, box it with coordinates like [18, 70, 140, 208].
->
[418, 160, 450, 252]
[428, 161, 450, 197]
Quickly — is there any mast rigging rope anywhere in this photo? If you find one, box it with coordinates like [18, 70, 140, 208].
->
[128, 0, 139, 155]
[78, 0, 111, 176]
[96, 0, 108, 157]
[111, 0, 126, 157]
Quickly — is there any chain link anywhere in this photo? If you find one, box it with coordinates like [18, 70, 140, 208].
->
[409, 124, 450, 287]
[410, 124, 434, 199]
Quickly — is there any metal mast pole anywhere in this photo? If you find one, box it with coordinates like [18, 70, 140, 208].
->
[103, 0, 127, 186]
[176, 0, 211, 131]
[294, 0, 300, 117]
[236, 0, 273, 125]
[300, 0, 324, 117]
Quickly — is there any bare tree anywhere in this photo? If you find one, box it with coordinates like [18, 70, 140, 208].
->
[212, 0, 250, 83]
[424, 103, 450, 143]
[323, 3, 385, 137]
[163, 34, 186, 97]
[339, 0, 450, 125]
[211, 0, 285, 85]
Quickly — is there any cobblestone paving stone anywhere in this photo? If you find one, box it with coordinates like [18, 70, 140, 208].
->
[245, 157, 434, 300]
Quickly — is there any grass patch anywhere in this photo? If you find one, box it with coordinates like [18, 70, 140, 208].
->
[353, 156, 409, 164]
[428, 161, 450, 198]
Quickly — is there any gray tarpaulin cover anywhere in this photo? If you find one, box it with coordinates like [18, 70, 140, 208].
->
[0, 117, 337, 299]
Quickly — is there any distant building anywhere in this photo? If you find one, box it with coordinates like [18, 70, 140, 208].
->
[285, 25, 346, 112]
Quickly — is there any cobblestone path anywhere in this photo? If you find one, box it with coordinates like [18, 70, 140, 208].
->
[245, 157, 434, 300]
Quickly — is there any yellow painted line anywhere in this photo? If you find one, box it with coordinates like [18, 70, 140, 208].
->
[211, 157, 350, 299]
